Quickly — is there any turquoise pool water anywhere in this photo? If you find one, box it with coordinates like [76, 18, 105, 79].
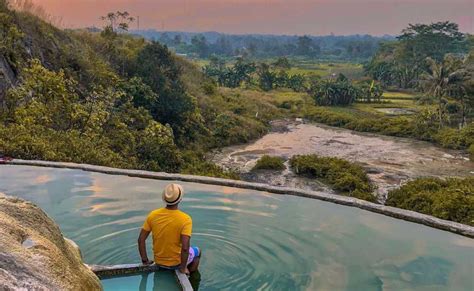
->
[1, 165, 473, 290]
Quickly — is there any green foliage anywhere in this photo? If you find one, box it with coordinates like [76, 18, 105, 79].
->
[0, 9, 24, 68]
[180, 151, 240, 180]
[204, 57, 256, 88]
[272, 57, 291, 69]
[305, 106, 473, 151]
[398, 22, 467, 62]
[133, 41, 205, 144]
[290, 154, 376, 202]
[1, 58, 183, 172]
[386, 177, 474, 225]
[309, 76, 358, 106]
[356, 79, 384, 103]
[253, 155, 286, 171]
[210, 112, 267, 147]
[366, 21, 468, 89]
[203, 58, 307, 93]
[257, 63, 276, 91]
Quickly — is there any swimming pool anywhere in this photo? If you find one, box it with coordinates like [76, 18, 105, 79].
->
[1, 165, 473, 290]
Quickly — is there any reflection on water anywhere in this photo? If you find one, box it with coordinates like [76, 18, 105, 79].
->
[0, 165, 473, 291]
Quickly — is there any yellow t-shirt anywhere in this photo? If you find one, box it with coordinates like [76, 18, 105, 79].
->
[142, 208, 192, 266]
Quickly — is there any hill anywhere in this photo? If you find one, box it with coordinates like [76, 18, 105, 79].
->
[0, 1, 278, 178]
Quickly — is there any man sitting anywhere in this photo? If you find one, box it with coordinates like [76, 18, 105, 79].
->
[138, 183, 200, 275]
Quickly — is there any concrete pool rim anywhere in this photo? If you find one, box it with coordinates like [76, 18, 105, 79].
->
[3, 159, 473, 239]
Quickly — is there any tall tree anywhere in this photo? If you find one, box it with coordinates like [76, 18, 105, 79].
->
[420, 54, 468, 127]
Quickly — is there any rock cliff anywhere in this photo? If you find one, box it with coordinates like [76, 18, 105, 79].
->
[0, 193, 102, 290]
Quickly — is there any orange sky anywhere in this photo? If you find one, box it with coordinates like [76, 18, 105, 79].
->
[34, 0, 473, 35]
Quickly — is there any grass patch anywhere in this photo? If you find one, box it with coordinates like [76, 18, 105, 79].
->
[290, 154, 376, 202]
[382, 91, 418, 100]
[386, 177, 474, 226]
[181, 151, 240, 179]
[253, 155, 286, 171]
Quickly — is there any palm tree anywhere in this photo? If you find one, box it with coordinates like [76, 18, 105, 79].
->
[419, 54, 468, 127]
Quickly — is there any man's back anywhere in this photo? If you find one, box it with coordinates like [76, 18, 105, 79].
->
[142, 208, 192, 266]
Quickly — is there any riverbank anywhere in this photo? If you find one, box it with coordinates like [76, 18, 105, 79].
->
[212, 119, 473, 201]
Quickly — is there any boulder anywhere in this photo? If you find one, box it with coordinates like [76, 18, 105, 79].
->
[0, 193, 102, 290]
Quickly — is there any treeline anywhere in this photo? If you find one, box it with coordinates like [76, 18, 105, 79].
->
[134, 30, 389, 61]
[0, 3, 275, 177]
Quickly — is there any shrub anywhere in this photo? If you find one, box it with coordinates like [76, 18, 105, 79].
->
[253, 155, 286, 171]
[469, 144, 474, 161]
[290, 154, 376, 202]
[180, 151, 240, 180]
[386, 177, 474, 225]
[304, 107, 472, 151]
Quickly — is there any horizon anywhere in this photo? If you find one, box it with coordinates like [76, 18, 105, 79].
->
[34, 0, 473, 36]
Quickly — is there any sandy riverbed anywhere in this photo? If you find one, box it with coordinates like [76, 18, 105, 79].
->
[212, 119, 473, 202]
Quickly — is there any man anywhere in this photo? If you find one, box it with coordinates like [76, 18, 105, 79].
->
[138, 183, 200, 275]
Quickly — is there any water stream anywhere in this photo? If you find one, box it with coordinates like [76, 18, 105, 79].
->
[212, 120, 473, 200]
[1, 165, 473, 290]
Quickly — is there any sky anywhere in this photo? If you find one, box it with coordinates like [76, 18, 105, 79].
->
[34, 0, 473, 36]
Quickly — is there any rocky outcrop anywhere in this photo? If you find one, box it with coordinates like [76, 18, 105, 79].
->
[0, 193, 102, 290]
[0, 54, 17, 100]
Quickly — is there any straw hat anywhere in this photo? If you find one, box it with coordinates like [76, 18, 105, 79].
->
[162, 183, 184, 205]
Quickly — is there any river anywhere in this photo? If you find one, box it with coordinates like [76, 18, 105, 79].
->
[212, 119, 473, 202]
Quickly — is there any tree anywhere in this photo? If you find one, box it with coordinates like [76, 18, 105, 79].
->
[100, 11, 135, 34]
[310, 78, 358, 106]
[419, 54, 468, 127]
[367, 22, 468, 89]
[134, 42, 203, 142]
[272, 57, 291, 69]
[398, 21, 467, 62]
[357, 80, 384, 103]
[5, 59, 82, 131]
[257, 63, 276, 91]
[287, 74, 306, 92]
[191, 35, 209, 58]
[296, 35, 320, 57]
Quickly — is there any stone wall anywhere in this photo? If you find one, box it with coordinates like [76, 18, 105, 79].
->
[4, 159, 474, 238]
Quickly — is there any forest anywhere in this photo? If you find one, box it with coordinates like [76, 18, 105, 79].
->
[135, 30, 389, 61]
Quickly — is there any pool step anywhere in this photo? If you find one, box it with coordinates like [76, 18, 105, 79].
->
[89, 263, 193, 291]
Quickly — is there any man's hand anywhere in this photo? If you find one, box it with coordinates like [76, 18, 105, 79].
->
[141, 258, 153, 266]
[179, 267, 190, 275]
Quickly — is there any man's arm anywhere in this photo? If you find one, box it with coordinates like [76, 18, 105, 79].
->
[138, 229, 152, 265]
[179, 234, 190, 274]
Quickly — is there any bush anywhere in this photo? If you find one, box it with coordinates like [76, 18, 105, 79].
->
[469, 144, 474, 161]
[304, 107, 473, 151]
[253, 155, 286, 171]
[386, 177, 474, 225]
[289, 154, 376, 202]
[180, 151, 240, 180]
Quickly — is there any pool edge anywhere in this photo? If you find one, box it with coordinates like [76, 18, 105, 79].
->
[89, 264, 193, 291]
[3, 159, 473, 239]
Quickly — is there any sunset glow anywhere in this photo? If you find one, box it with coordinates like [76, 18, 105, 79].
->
[35, 0, 473, 35]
